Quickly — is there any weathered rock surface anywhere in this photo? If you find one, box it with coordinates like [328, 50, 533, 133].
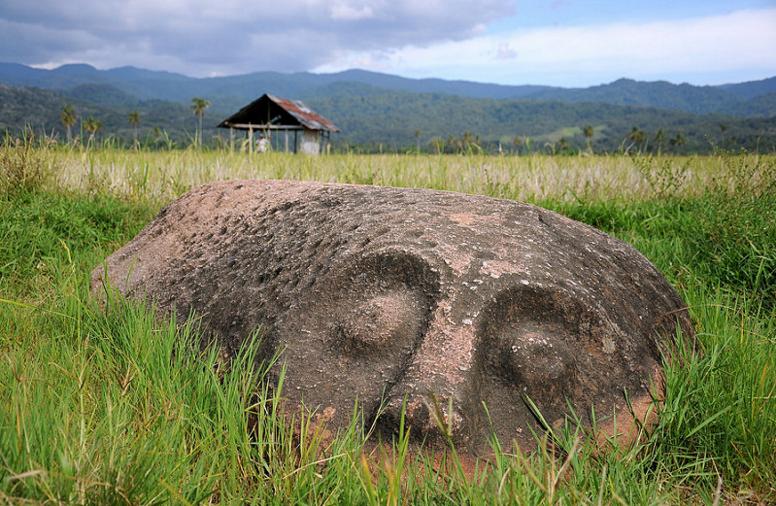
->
[92, 180, 693, 454]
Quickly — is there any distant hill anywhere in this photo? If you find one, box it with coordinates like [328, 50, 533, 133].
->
[305, 82, 776, 152]
[719, 77, 776, 101]
[523, 78, 776, 116]
[63, 83, 141, 107]
[0, 62, 774, 117]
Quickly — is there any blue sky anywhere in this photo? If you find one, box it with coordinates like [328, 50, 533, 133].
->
[491, 0, 775, 30]
[1, 0, 774, 86]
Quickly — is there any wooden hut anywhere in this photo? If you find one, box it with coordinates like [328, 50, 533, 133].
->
[218, 94, 339, 155]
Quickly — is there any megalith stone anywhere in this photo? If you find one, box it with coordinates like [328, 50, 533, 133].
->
[92, 180, 693, 454]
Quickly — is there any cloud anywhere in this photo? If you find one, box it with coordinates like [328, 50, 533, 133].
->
[315, 8, 776, 85]
[329, 2, 374, 21]
[495, 42, 517, 60]
[0, 0, 514, 76]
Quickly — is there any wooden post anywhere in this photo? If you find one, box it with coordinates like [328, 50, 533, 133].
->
[248, 127, 254, 155]
[294, 130, 298, 153]
[229, 127, 234, 152]
[284, 130, 289, 153]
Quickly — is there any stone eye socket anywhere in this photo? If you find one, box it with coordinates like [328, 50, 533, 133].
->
[326, 251, 440, 356]
[335, 290, 427, 353]
[478, 287, 578, 396]
[493, 324, 574, 388]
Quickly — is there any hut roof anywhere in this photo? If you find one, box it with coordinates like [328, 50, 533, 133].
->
[218, 94, 339, 132]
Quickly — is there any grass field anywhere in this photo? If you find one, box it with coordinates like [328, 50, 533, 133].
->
[1, 144, 775, 504]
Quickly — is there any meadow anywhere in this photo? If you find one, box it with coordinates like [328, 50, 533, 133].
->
[1, 143, 774, 504]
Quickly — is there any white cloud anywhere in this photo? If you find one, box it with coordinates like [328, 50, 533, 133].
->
[329, 2, 375, 21]
[495, 42, 517, 60]
[3, 1, 774, 84]
[0, 0, 513, 76]
[314, 8, 776, 85]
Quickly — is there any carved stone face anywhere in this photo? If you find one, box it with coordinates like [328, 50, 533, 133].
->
[93, 180, 693, 454]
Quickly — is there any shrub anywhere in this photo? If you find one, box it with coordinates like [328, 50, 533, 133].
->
[0, 134, 54, 195]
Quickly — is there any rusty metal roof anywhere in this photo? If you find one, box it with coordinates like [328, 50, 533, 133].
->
[218, 93, 339, 132]
[268, 94, 339, 132]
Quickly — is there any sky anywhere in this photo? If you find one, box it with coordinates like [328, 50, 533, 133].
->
[1, 0, 775, 86]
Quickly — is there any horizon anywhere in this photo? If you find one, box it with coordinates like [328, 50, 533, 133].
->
[1, 1, 775, 87]
[7, 60, 776, 89]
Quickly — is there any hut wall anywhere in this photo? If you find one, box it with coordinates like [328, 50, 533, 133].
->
[301, 129, 321, 155]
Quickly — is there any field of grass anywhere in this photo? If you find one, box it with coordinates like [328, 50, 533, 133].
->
[1, 144, 775, 504]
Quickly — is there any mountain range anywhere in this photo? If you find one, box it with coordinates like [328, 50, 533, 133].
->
[1, 62, 775, 153]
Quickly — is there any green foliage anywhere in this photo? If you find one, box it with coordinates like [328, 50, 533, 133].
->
[1, 278, 281, 503]
[545, 197, 776, 309]
[654, 289, 776, 496]
[631, 154, 690, 197]
[688, 193, 775, 306]
[2, 82, 776, 153]
[0, 188, 155, 293]
[191, 97, 211, 147]
[0, 85, 200, 148]
[305, 85, 776, 153]
[548, 155, 776, 308]
[60, 104, 77, 143]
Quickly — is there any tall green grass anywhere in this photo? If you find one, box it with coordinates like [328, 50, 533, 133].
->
[1, 146, 774, 503]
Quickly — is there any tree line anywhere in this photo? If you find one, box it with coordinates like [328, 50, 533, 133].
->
[55, 98, 210, 149]
[2, 84, 774, 154]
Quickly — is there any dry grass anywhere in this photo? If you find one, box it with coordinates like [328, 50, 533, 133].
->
[49, 149, 774, 203]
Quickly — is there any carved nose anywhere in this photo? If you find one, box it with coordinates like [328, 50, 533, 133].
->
[375, 306, 477, 445]
[377, 392, 465, 446]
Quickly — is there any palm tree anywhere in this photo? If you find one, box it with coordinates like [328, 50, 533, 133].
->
[669, 132, 686, 149]
[512, 135, 523, 155]
[60, 104, 77, 145]
[558, 137, 571, 154]
[460, 131, 481, 154]
[627, 127, 646, 153]
[582, 125, 594, 153]
[654, 129, 665, 153]
[629, 127, 645, 144]
[430, 137, 445, 154]
[83, 117, 102, 147]
[128, 110, 140, 148]
[191, 97, 210, 147]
